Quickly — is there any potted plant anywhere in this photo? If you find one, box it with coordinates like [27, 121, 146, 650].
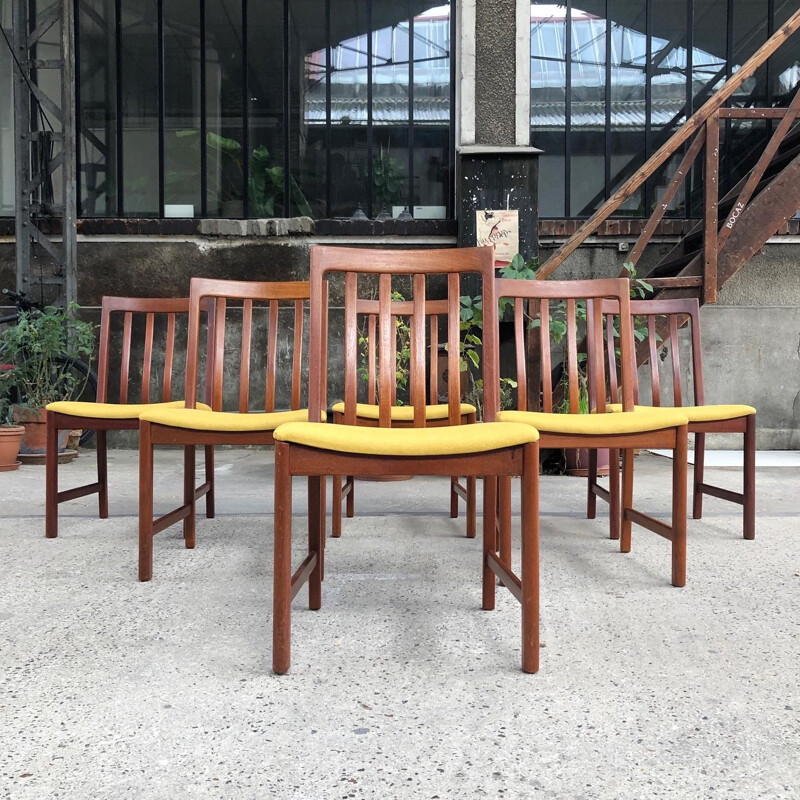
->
[0, 303, 95, 456]
[0, 395, 25, 471]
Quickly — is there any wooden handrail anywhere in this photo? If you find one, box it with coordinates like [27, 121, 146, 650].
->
[537, 8, 800, 281]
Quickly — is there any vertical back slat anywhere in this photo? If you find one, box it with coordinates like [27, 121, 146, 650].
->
[586, 299, 606, 413]
[141, 312, 154, 404]
[540, 300, 552, 412]
[119, 311, 132, 404]
[447, 273, 461, 425]
[566, 299, 579, 413]
[239, 299, 253, 413]
[162, 312, 175, 402]
[669, 314, 683, 407]
[389, 310, 398, 407]
[343, 273, 358, 425]
[367, 315, 377, 404]
[378, 274, 393, 427]
[291, 299, 304, 410]
[605, 311, 619, 404]
[647, 315, 661, 406]
[428, 314, 438, 403]
[411, 273, 427, 427]
[265, 299, 278, 412]
[95, 304, 112, 403]
[514, 297, 527, 412]
[212, 299, 226, 411]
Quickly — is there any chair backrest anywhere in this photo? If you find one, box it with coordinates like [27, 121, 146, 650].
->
[356, 297, 463, 408]
[184, 278, 311, 412]
[309, 245, 498, 425]
[96, 296, 211, 405]
[598, 296, 704, 408]
[494, 277, 635, 414]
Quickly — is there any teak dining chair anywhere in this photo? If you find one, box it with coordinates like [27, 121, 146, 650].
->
[589, 296, 756, 539]
[495, 278, 691, 586]
[138, 278, 313, 582]
[271, 245, 541, 674]
[330, 297, 477, 538]
[45, 296, 213, 539]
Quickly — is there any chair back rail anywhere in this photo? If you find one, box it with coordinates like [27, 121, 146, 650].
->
[495, 278, 635, 414]
[309, 245, 497, 426]
[184, 278, 311, 412]
[598, 296, 704, 408]
[96, 296, 212, 405]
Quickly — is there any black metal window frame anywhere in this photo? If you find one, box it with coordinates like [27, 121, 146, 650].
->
[75, 0, 457, 222]
[531, 0, 797, 220]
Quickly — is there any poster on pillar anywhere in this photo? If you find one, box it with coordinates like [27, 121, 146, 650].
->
[475, 210, 519, 268]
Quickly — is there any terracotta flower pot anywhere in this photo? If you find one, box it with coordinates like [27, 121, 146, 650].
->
[12, 408, 68, 455]
[0, 425, 25, 471]
[565, 447, 610, 477]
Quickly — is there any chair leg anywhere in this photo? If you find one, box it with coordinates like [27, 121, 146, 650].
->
[521, 442, 540, 674]
[45, 413, 60, 539]
[183, 445, 196, 549]
[482, 476, 498, 612]
[672, 426, 688, 587]
[308, 476, 323, 610]
[692, 432, 705, 520]
[96, 429, 109, 519]
[620, 449, 634, 554]
[498, 476, 512, 567]
[587, 449, 598, 519]
[743, 415, 756, 540]
[273, 442, 293, 674]
[204, 445, 215, 519]
[609, 448, 620, 540]
[450, 477, 459, 518]
[332, 475, 343, 538]
[138, 421, 155, 582]
[466, 476, 477, 538]
[346, 476, 355, 518]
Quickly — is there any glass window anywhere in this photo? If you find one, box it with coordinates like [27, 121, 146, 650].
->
[0, 2, 14, 216]
[72, 0, 453, 219]
[531, 0, 793, 219]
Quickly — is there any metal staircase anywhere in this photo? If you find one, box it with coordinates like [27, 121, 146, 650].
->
[537, 9, 800, 308]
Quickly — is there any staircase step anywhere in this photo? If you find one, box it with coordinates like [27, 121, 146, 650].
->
[647, 276, 703, 290]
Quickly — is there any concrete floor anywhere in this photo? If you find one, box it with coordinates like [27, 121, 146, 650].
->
[1, 448, 798, 799]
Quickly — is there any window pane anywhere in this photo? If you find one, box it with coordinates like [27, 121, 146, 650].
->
[530, 1, 566, 217]
[250, 0, 287, 217]
[413, 3, 451, 215]
[1, 1, 15, 216]
[120, 0, 159, 216]
[206, 0, 244, 217]
[77, 0, 119, 216]
[163, 0, 202, 216]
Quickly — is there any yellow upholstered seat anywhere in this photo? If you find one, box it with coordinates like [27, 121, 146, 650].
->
[46, 400, 211, 419]
[274, 420, 538, 456]
[497, 408, 688, 435]
[331, 401, 476, 421]
[139, 407, 319, 432]
[605, 403, 755, 422]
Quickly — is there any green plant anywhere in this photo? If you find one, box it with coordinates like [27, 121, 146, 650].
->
[168, 131, 312, 217]
[361, 143, 405, 211]
[0, 305, 95, 411]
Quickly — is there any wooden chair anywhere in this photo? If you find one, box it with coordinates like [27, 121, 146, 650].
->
[589, 297, 756, 539]
[45, 296, 213, 539]
[271, 245, 541, 674]
[330, 297, 477, 538]
[495, 278, 691, 586]
[138, 278, 312, 582]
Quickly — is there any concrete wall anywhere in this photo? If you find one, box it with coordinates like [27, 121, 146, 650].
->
[2, 235, 798, 449]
